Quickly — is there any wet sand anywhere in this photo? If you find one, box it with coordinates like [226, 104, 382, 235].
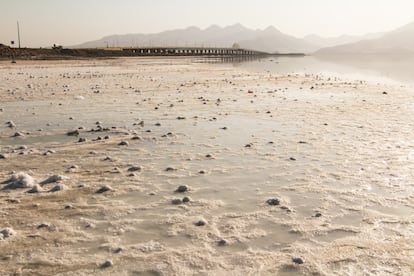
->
[1, 58, 414, 275]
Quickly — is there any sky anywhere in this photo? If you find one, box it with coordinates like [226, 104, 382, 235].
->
[1, 0, 414, 47]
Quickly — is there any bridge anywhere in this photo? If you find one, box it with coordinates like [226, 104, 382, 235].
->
[1, 45, 305, 61]
[121, 46, 268, 57]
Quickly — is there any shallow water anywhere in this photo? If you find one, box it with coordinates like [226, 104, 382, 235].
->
[1, 58, 414, 275]
[233, 55, 414, 86]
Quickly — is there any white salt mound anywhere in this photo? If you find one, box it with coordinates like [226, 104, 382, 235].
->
[27, 184, 44, 193]
[3, 172, 35, 189]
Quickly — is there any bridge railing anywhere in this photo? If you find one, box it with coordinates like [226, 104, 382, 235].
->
[121, 47, 268, 56]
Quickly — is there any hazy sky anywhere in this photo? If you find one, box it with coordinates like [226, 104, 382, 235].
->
[1, 0, 414, 47]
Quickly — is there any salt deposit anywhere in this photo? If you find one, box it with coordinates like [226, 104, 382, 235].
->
[27, 184, 44, 193]
[2, 172, 35, 190]
[1, 58, 414, 275]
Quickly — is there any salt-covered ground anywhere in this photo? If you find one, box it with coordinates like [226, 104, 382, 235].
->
[0, 58, 414, 275]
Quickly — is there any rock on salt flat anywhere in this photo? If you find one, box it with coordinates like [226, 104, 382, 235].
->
[127, 166, 142, 172]
[0, 228, 16, 240]
[49, 183, 68, 192]
[40, 175, 67, 185]
[96, 185, 113, 194]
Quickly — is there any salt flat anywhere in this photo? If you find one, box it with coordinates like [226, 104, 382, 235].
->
[1, 58, 414, 275]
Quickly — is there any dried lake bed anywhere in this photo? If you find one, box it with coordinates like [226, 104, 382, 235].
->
[1, 58, 414, 275]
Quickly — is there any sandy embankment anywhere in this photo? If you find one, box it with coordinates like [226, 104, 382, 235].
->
[0, 58, 414, 275]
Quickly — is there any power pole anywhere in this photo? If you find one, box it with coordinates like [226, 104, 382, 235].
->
[17, 21, 21, 48]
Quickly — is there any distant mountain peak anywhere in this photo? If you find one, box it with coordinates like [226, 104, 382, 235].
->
[230, 23, 244, 28]
[263, 25, 280, 34]
[394, 20, 414, 33]
[225, 23, 247, 31]
[205, 24, 221, 31]
[186, 26, 201, 31]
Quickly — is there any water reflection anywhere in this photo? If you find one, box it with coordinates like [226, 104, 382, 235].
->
[193, 55, 263, 65]
[216, 55, 414, 85]
[315, 54, 414, 84]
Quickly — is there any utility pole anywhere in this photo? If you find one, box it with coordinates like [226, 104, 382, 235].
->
[17, 21, 21, 48]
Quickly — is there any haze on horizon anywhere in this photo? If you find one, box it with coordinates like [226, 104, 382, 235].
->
[1, 0, 414, 48]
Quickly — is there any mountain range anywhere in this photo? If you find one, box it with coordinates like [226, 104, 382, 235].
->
[74, 24, 317, 53]
[315, 20, 414, 55]
[304, 33, 384, 49]
[74, 21, 414, 55]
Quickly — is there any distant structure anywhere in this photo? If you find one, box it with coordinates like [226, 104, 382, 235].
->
[122, 46, 266, 57]
[17, 21, 21, 48]
[52, 44, 63, 50]
[1, 45, 304, 60]
[232, 43, 240, 49]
